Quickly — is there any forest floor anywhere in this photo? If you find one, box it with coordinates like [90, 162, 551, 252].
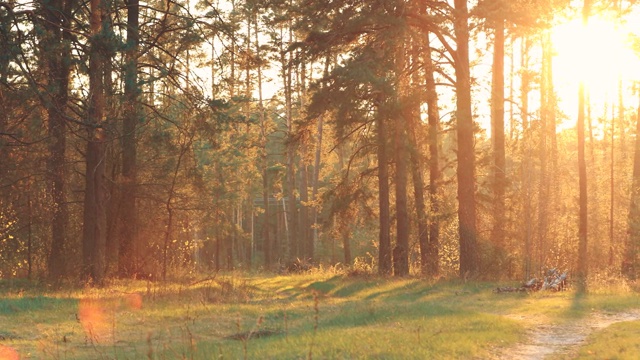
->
[1, 272, 640, 359]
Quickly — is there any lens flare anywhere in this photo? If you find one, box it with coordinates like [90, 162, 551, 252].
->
[0, 345, 19, 360]
[124, 293, 143, 310]
[78, 298, 113, 343]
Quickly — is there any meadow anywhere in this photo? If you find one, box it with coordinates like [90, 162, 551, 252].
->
[1, 272, 640, 359]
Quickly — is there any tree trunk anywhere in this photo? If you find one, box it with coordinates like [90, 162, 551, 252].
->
[406, 32, 429, 276]
[0, 7, 8, 147]
[298, 58, 312, 260]
[576, 0, 590, 292]
[310, 57, 329, 252]
[577, 84, 588, 289]
[282, 23, 298, 261]
[537, 32, 552, 271]
[425, 33, 441, 277]
[623, 87, 640, 278]
[262, 166, 272, 266]
[311, 115, 324, 250]
[104, 42, 118, 276]
[299, 159, 310, 259]
[255, 18, 272, 268]
[548, 34, 559, 253]
[509, 36, 516, 142]
[454, 0, 478, 277]
[285, 62, 298, 260]
[409, 99, 428, 276]
[612, 78, 623, 266]
[162, 136, 191, 281]
[336, 142, 351, 265]
[393, 39, 409, 277]
[229, 0, 236, 98]
[393, 114, 410, 276]
[378, 100, 392, 275]
[162, 206, 173, 280]
[490, 14, 506, 252]
[521, 35, 534, 279]
[339, 218, 352, 265]
[214, 193, 221, 272]
[41, 0, 74, 282]
[82, 0, 108, 285]
[27, 188, 33, 279]
[119, 0, 140, 278]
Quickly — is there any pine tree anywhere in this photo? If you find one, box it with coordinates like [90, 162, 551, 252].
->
[39, 0, 76, 281]
[119, 0, 141, 277]
[83, 0, 109, 284]
[454, 0, 479, 276]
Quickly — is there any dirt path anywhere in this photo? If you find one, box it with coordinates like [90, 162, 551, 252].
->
[494, 311, 640, 359]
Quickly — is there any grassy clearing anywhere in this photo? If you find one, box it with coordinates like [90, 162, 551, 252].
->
[0, 274, 638, 359]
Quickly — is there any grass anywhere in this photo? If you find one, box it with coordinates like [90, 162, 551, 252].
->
[568, 321, 640, 359]
[0, 274, 638, 359]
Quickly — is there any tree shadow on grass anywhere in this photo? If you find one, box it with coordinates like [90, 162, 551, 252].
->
[0, 296, 76, 315]
[304, 276, 382, 298]
[569, 290, 588, 315]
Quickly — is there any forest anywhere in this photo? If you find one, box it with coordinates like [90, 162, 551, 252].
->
[1, 0, 640, 288]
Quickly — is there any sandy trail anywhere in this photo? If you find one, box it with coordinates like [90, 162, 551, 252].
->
[494, 311, 640, 360]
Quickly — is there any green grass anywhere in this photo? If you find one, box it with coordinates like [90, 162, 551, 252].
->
[569, 321, 640, 359]
[0, 275, 638, 359]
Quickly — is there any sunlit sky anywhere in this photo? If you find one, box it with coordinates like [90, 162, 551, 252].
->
[552, 12, 640, 126]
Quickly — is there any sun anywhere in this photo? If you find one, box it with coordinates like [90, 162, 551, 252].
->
[551, 15, 640, 113]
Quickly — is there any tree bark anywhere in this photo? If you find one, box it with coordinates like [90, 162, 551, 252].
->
[104, 16, 118, 275]
[425, 33, 441, 277]
[310, 57, 329, 254]
[378, 99, 392, 275]
[162, 135, 191, 281]
[41, 0, 74, 282]
[409, 98, 428, 276]
[454, 0, 478, 277]
[342, 223, 352, 265]
[576, 0, 590, 292]
[393, 115, 410, 276]
[299, 158, 310, 259]
[311, 116, 324, 251]
[255, 17, 272, 267]
[405, 31, 429, 276]
[298, 57, 312, 260]
[611, 78, 623, 266]
[521, 35, 534, 279]
[335, 142, 352, 265]
[393, 39, 409, 277]
[82, 0, 108, 285]
[119, 0, 140, 277]
[283, 25, 298, 260]
[490, 13, 506, 252]
[229, 0, 236, 98]
[623, 86, 640, 278]
[537, 32, 552, 271]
